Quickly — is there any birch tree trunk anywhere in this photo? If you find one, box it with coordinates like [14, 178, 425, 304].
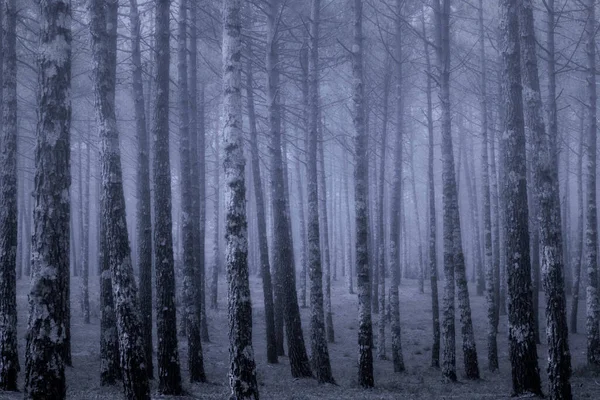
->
[24, 0, 71, 397]
[0, 0, 19, 390]
[178, 0, 206, 382]
[129, 0, 153, 378]
[584, 0, 600, 366]
[353, 0, 374, 387]
[246, 47, 277, 364]
[267, 0, 312, 378]
[498, 0, 543, 395]
[222, 0, 259, 396]
[152, 0, 182, 393]
[89, 0, 151, 397]
[306, 0, 334, 383]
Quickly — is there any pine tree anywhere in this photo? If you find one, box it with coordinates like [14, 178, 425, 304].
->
[222, 0, 260, 397]
[89, 0, 151, 397]
[0, 0, 19, 391]
[129, 0, 153, 379]
[24, 1, 71, 397]
[352, 0, 374, 388]
[498, 0, 543, 395]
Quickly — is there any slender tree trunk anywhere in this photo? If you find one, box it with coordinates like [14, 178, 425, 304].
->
[80, 135, 90, 325]
[129, 0, 153, 378]
[422, 10, 440, 368]
[0, 0, 19, 390]
[222, 0, 260, 396]
[178, 0, 206, 382]
[306, 0, 335, 382]
[344, 147, 354, 294]
[266, 0, 312, 378]
[377, 57, 391, 361]
[298, 41, 309, 309]
[498, 0, 543, 395]
[353, 0, 374, 387]
[246, 48, 278, 364]
[152, 0, 182, 393]
[409, 133, 425, 294]
[210, 134, 220, 310]
[478, 0, 497, 373]
[570, 111, 585, 333]
[89, 0, 151, 397]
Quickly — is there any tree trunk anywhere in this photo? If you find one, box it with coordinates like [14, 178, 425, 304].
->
[0, 0, 19, 390]
[498, 0, 543, 395]
[306, 0, 335, 383]
[89, 0, 151, 397]
[266, 0, 312, 378]
[178, 0, 206, 382]
[222, 0, 260, 396]
[584, 0, 600, 366]
[152, 0, 182, 393]
[353, 0, 374, 388]
[210, 134, 220, 310]
[129, 0, 153, 379]
[246, 47, 278, 365]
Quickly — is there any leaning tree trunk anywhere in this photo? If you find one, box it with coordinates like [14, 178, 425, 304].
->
[306, 0, 335, 383]
[584, 0, 600, 366]
[353, 0, 374, 388]
[246, 48, 278, 364]
[222, 0, 260, 397]
[24, 0, 71, 397]
[518, 1, 572, 397]
[498, 0, 543, 395]
[152, 0, 182, 393]
[266, 0, 312, 378]
[129, 0, 153, 378]
[178, 0, 206, 382]
[89, 0, 151, 398]
[0, 0, 19, 390]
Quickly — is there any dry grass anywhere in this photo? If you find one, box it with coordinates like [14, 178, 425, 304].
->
[1, 274, 599, 399]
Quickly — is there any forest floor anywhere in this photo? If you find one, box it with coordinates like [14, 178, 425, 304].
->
[2, 275, 600, 399]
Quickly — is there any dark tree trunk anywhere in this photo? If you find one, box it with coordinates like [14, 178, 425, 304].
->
[353, 0, 374, 387]
[152, 0, 182, 394]
[24, 1, 71, 397]
[222, 0, 260, 397]
[129, 0, 153, 379]
[178, 0, 206, 382]
[0, 0, 19, 390]
[246, 47, 278, 365]
[89, 0, 151, 398]
[498, 0, 543, 395]
[266, 0, 312, 378]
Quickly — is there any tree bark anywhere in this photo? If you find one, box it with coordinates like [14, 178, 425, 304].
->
[498, 0, 543, 395]
[0, 0, 19, 390]
[222, 0, 260, 396]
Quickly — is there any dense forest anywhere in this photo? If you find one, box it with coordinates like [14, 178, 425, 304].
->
[0, 0, 599, 399]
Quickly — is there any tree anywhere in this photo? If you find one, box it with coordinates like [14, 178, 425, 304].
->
[178, 0, 205, 382]
[129, 0, 153, 378]
[24, 0, 71, 397]
[498, 0, 542, 395]
[389, 0, 405, 374]
[266, 0, 312, 378]
[352, 0, 374, 388]
[570, 112, 584, 334]
[153, 0, 183, 393]
[584, 0, 600, 366]
[518, 0, 572, 396]
[0, 0, 19, 391]
[306, 0, 335, 384]
[222, 0, 259, 397]
[89, 0, 151, 397]
[246, 44, 277, 364]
